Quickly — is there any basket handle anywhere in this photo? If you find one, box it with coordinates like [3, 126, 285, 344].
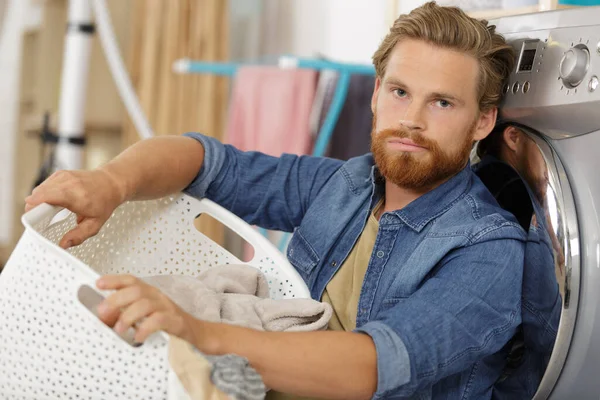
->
[76, 284, 144, 347]
[190, 196, 310, 298]
[76, 283, 170, 348]
[192, 197, 287, 264]
[22, 202, 66, 229]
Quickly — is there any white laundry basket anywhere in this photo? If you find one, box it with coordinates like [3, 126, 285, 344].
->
[0, 194, 310, 399]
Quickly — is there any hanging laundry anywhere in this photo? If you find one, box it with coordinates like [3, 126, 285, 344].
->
[225, 66, 318, 156]
[321, 74, 376, 161]
[224, 66, 318, 258]
[308, 69, 339, 139]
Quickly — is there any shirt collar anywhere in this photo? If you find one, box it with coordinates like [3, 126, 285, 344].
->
[371, 163, 473, 232]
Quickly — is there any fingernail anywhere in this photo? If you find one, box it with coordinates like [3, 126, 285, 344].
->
[66, 240, 73, 248]
[97, 303, 107, 314]
[114, 321, 124, 333]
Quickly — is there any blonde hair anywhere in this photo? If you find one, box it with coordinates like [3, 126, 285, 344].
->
[373, 1, 515, 112]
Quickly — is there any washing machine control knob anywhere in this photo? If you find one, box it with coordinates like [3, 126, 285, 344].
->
[560, 46, 590, 87]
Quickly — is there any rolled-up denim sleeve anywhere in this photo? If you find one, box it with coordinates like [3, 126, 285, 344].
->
[182, 132, 343, 231]
[355, 235, 525, 398]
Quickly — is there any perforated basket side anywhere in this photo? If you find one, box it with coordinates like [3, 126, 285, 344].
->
[0, 231, 170, 399]
[0, 194, 310, 399]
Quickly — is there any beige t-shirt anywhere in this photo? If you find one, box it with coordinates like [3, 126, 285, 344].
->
[321, 201, 381, 331]
[266, 201, 381, 400]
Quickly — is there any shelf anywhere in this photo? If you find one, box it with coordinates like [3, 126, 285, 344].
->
[21, 113, 122, 136]
[467, 5, 543, 20]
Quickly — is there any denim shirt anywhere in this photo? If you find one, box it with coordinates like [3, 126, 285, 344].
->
[183, 132, 527, 399]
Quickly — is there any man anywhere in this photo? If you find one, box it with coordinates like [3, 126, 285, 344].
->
[25, 3, 528, 399]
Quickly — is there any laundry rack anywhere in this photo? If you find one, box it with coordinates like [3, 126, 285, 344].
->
[174, 56, 375, 159]
[174, 56, 376, 251]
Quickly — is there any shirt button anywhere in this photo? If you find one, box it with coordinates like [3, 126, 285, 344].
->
[331, 261, 337, 267]
[376, 251, 385, 258]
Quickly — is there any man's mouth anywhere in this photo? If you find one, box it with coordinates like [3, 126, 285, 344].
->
[386, 138, 428, 152]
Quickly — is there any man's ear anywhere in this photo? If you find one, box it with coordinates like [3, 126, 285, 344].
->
[371, 77, 381, 115]
[502, 126, 522, 153]
[472, 107, 497, 141]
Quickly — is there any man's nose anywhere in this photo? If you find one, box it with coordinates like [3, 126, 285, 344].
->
[398, 102, 425, 131]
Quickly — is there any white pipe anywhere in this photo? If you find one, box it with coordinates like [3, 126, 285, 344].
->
[54, 0, 154, 173]
[90, 0, 154, 140]
[55, 0, 94, 170]
[0, 0, 28, 244]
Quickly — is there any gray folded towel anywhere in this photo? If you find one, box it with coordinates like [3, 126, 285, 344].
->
[142, 264, 331, 332]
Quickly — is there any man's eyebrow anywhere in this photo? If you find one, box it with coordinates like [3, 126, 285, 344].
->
[384, 77, 408, 88]
[383, 77, 465, 105]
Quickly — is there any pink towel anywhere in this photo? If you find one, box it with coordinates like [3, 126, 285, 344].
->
[225, 66, 318, 260]
[225, 66, 317, 156]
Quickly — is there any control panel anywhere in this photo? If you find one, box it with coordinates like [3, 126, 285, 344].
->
[500, 24, 600, 138]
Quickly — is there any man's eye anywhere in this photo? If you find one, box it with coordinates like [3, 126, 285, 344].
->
[394, 89, 407, 97]
[436, 99, 452, 108]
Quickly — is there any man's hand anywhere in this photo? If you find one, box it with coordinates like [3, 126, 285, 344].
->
[24, 169, 126, 249]
[95, 273, 378, 399]
[96, 274, 198, 344]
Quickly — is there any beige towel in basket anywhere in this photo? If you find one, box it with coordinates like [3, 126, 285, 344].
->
[142, 264, 332, 332]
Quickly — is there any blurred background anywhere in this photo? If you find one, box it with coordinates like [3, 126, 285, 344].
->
[0, 0, 587, 266]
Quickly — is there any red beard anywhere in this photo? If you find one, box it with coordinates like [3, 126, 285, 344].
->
[370, 118, 475, 190]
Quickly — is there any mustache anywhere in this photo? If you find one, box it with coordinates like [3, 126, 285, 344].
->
[374, 128, 435, 150]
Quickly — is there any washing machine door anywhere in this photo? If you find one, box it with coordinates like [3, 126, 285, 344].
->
[472, 124, 579, 399]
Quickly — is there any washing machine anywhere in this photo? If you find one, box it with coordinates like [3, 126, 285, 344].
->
[481, 6, 600, 399]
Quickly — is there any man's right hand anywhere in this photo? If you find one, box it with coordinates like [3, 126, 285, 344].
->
[24, 169, 126, 249]
[23, 135, 206, 249]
